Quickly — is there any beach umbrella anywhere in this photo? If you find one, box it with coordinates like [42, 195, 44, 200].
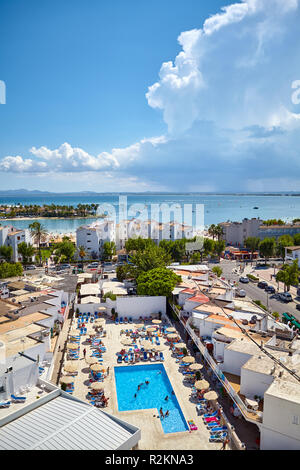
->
[152, 319, 161, 324]
[64, 362, 78, 373]
[66, 343, 79, 350]
[90, 363, 103, 372]
[60, 376, 74, 384]
[135, 323, 144, 329]
[95, 318, 105, 325]
[174, 342, 186, 349]
[85, 357, 98, 365]
[141, 340, 153, 350]
[194, 380, 210, 391]
[166, 327, 176, 333]
[204, 391, 218, 401]
[189, 363, 203, 371]
[147, 327, 156, 333]
[167, 333, 179, 340]
[97, 307, 106, 312]
[69, 329, 79, 336]
[91, 382, 104, 391]
[121, 338, 133, 346]
[181, 356, 195, 364]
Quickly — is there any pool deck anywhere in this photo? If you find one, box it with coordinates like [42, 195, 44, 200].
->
[59, 318, 221, 450]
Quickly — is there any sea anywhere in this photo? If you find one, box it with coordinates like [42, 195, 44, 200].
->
[0, 193, 299, 234]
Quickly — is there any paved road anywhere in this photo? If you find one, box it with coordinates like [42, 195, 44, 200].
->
[208, 260, 300, 322]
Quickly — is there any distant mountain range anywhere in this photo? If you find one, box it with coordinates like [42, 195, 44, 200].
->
[0, 189, 300, 196]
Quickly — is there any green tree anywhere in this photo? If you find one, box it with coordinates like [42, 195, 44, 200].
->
[17, 242, 35, 265]
[54, 240, 76, 262]
[0, 262, 23, 278]
[244, 237, 260, 262]
[212, 266, 223, 277]
[276, 260, 299, 292]
[214, 239, 226, 258]
[136, 267, 181, 297]
[125, 237, 154, 253]
[0, 245, 13, 262]
[116, 263, 137, 282]
[259, 237, 276, 263]
[29, 221, 48, 264]
[203, 238, 215, 257]
[130, 244, 171, 275]
[276, 235, 294, 261]
[102, 241, 116, 261]
[293, 233, 300, 245]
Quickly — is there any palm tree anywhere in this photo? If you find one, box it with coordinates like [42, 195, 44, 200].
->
[29, 221, 48, 265]
[78, 245, 86, 261]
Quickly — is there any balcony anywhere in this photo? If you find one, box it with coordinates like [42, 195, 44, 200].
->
[178, 313, 263, 424]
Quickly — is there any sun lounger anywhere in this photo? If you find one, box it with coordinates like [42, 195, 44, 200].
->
[11, 394, 26, 402]
[124, 317, 128, 323]
[119, 317, 123, 324]
[128, 317, 133, 323]
[209, 426, 227, 433]
[115, 317, 119, 325]
[143, 351, 148, 361]
[0, 401, 11, 408]
[206, 420, 221, 427]
[209, 431, 227, 442]
[124, 354, 129, 363]
[203, 410, 218, 418]
[188, 420, 198, 431]
[159, 352, 165, 361]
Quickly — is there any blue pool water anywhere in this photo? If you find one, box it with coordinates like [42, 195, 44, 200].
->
[114, 364, 189, 434]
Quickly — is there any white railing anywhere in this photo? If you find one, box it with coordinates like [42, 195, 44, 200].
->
[178, 314, 262, 423]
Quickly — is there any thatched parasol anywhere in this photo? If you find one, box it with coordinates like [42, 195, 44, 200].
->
[174, 342, 186, 349]
[181, 356, 195, 364]
[166, 327, 176, 333]
[85, 357, 98, 365]
[90, 363, 103, 372]
[64, 362, 79, 373]
[204, 391, 218, 401]
[194, 379, 210, 391]
[121, 338, 133, 346]
[140, 340, 153, 350]
[152, 319, 162, 324]
[189, 363, 203, 371]
[60, 376, 74, 384]
[167, 333, 179, 340]
[91, 382, 104, 391]
[66, 343, 79, 350]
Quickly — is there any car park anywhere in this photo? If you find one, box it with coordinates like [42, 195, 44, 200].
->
[239, 277, 249, 283]
[258, 281, 268, 289]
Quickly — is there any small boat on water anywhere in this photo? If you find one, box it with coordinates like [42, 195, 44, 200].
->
[253, 207, 259, 209]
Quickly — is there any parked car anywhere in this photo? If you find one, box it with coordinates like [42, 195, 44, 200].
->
[265, 286, 275, 294]
[239, 277, 249, 284]
[279, 292, 293, 303]
[60, 263, 71, 269]
[237, 289, 246, 298]
[258, 281, 268, 289]
[296, 304, 300, 311]
[25, 265, 36, 270]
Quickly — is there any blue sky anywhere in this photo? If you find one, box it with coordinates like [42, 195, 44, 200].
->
[0, 0, 300, 192]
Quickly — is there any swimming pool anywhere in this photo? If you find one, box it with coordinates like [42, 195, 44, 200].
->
[114, 364, 189, 434]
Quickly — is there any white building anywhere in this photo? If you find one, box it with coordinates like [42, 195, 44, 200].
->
[76, 220, 116, 258]
[0, 225, 32, 263]
[285, 246, 300, 267]
[220, 218, 262, 247]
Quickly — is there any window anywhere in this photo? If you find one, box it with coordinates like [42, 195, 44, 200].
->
[292, 415, 299, 425]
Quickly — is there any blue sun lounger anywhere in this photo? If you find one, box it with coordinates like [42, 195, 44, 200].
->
[209, 431, 227, 442]
[159, 352, 164, 361]
[128, 317, 133, 323]
[119, 317, 123, 324]
[11, 394, 26, 403]
[117, 354, 123, 363]
[115, 317, 119, 325]
[143, 351, 148, 361]
[0, 401, 11, 408]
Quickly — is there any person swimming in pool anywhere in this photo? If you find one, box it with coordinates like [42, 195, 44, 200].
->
[137, 385, 141, 391]
[145, 380, 150, 385]
[165, 410, 169, 417]
[134, 393, 137, 399]
[159, 407, 164, 418]
[164, 395, 169, 401]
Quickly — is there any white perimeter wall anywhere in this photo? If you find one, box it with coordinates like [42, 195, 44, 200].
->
[116, 296, 166, 319]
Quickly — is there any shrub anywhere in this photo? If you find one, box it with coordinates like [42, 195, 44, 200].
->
[0, 262, 23, 279]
